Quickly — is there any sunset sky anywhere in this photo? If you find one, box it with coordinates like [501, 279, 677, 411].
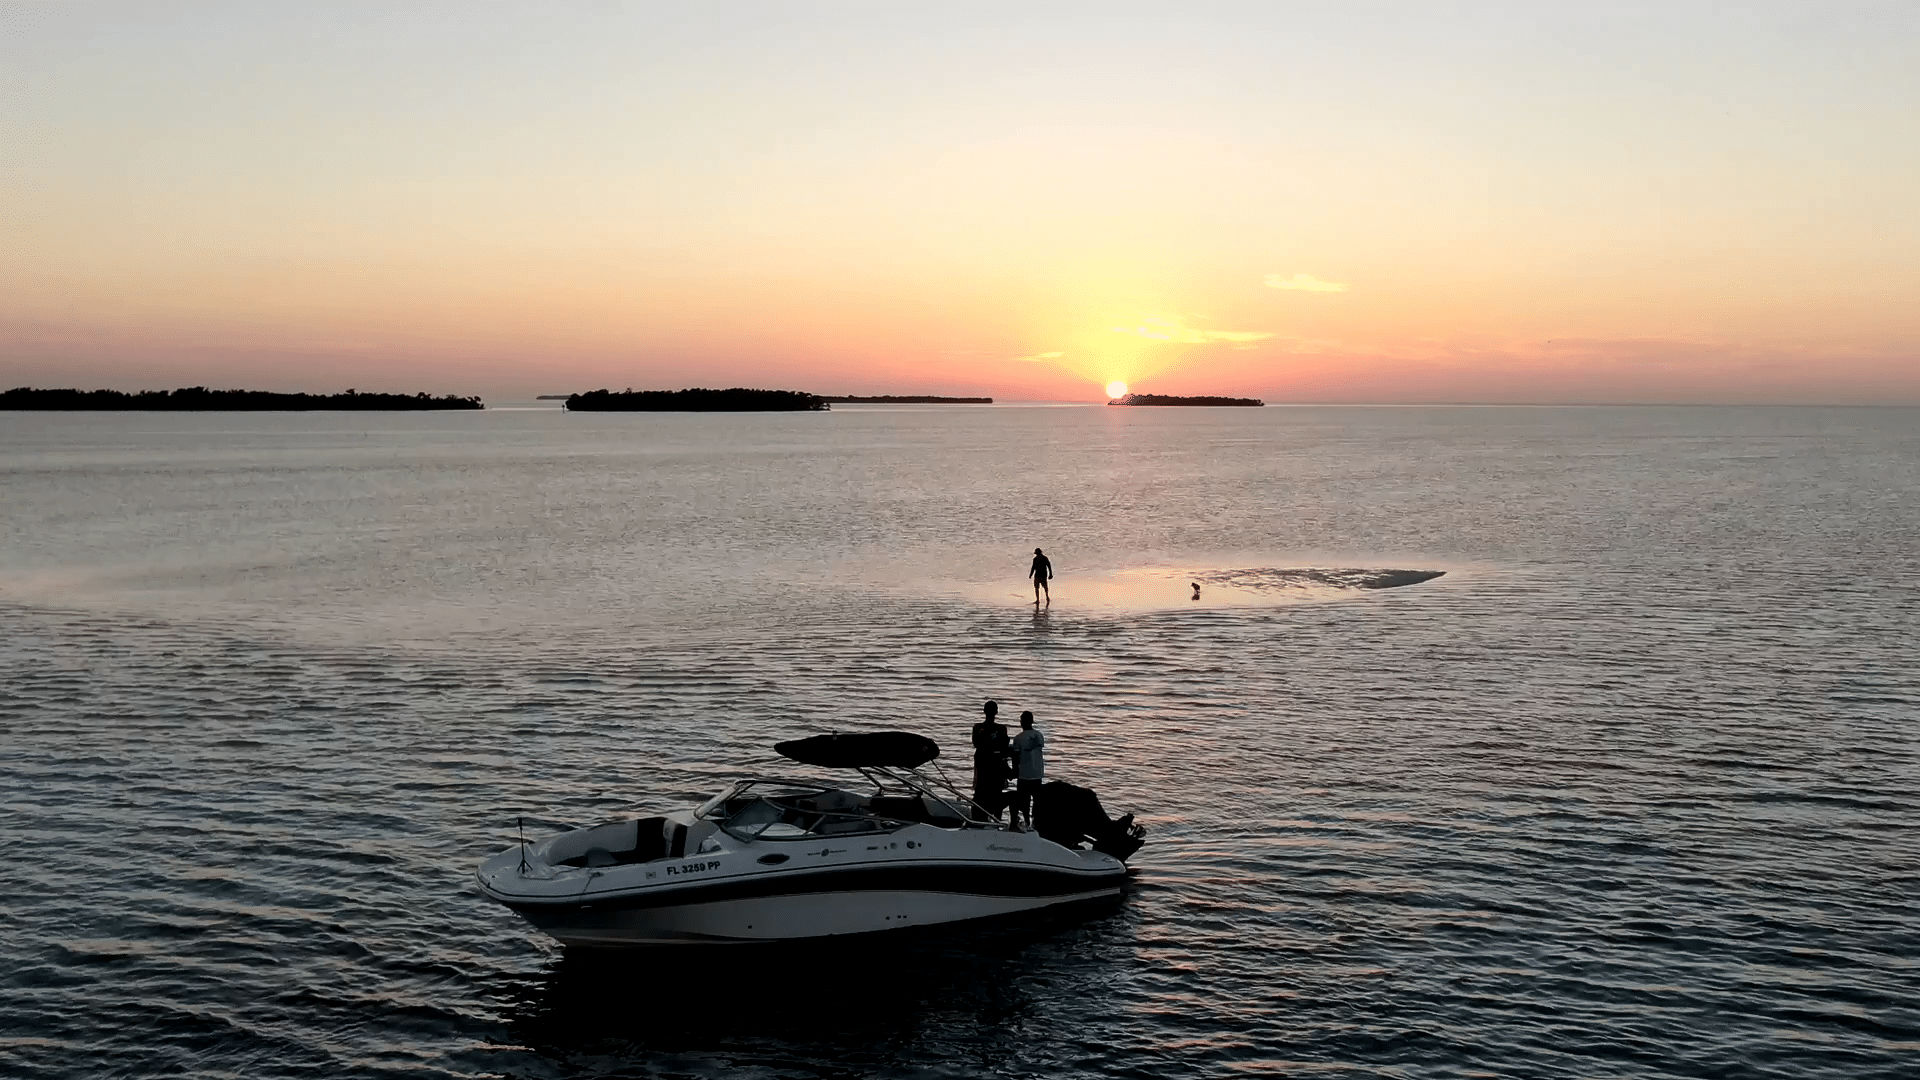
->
[4, 2, 1917, 403]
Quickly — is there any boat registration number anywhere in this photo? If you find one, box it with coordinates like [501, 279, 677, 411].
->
[664, 860, 720, 876]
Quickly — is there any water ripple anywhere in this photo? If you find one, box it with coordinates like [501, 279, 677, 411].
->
[4, 407, 1919, 1078]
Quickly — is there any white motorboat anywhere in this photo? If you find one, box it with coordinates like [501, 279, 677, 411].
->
[475, 731, 1146, 946]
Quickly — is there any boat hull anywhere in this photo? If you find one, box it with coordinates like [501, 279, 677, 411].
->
[478, 838, 1131, 946]
[505, 883, 1124, 946]
[476, 768, 1145, 947]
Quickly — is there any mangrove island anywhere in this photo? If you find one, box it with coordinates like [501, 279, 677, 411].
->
[565, 388, 829, 411]
[824, 395, 992, 404]
[1108, 393, 1264, 407]
[1, 387, 485, 410]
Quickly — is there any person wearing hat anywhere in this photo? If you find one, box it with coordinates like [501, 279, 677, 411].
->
[1028, 547, 1053, 605]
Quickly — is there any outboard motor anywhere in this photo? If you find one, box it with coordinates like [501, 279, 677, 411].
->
[1033, 781, 1145, 861]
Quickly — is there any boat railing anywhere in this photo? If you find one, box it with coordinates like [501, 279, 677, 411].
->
[859, 762, 995, 825]
[707, 769, 998, 842]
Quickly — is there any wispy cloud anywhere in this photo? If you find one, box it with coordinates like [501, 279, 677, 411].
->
[1264, 273, 1349, 293]
[1014, 350, 1065, 363]
[1111, 316, 1273, 346]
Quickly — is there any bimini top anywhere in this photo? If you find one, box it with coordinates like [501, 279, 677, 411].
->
[773, 731, 940, 770]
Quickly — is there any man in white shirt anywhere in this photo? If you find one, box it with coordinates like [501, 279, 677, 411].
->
[1009, 710, 1045, 831]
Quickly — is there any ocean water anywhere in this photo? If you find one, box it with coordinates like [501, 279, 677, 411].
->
[1, 403, 1916, 1079]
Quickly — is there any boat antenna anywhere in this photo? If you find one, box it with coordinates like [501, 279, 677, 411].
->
[517, 815, 529, 875]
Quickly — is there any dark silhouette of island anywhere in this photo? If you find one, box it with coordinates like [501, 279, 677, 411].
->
[825, 395, 992, 404]
[1108, 393, 1264, 407]
[1, 386, 484, 410]
[535, 394, 569, 400]
[565, 387, 829, 411]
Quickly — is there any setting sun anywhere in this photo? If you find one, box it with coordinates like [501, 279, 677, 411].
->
[1106, 381, 1128, 399]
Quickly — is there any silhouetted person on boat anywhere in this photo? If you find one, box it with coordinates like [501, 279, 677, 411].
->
[1010, 710, 1045, 831]
[1029, 548, 1053, 605]
[971, 699, 1011, 821]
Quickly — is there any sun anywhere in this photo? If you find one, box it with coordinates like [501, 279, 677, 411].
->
[1105, 380, 1128, 399]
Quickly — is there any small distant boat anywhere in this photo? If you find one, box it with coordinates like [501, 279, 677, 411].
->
[475, 731, 1145, 946]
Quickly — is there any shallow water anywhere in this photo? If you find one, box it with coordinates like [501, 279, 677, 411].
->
[1, 404, 1916, 1078]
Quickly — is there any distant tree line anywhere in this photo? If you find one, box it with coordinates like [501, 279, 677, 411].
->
[1, 387, 485, 410]
[565, 388, 829, 411]
[824, 395, 993, 404]
[1110, 393, 1264, 407]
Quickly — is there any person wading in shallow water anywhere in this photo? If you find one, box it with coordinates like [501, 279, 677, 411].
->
[1009, 710, 1045, 831]
[970, 700, 1011, 821]
[1029, 548, 1054, 605]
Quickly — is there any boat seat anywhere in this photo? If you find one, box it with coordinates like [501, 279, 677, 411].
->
[553, 818, 645, 867]
[815, 815, 878, 835]
[682, 819, 720, 853]
[795, 789, 863, 813]
[866, 796, 926, 823]
[919, 796, 967, 827]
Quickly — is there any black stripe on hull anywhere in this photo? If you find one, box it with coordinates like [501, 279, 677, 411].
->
[496, 861, 1126, 914]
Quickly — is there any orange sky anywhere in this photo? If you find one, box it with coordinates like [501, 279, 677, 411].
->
[4, 5, 1917, 403]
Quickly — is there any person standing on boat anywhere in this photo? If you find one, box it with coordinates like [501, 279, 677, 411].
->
[971, 699, 1012, 820]
[1029, 548, 1053, 605]
[1009, 710, 1045, 831]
